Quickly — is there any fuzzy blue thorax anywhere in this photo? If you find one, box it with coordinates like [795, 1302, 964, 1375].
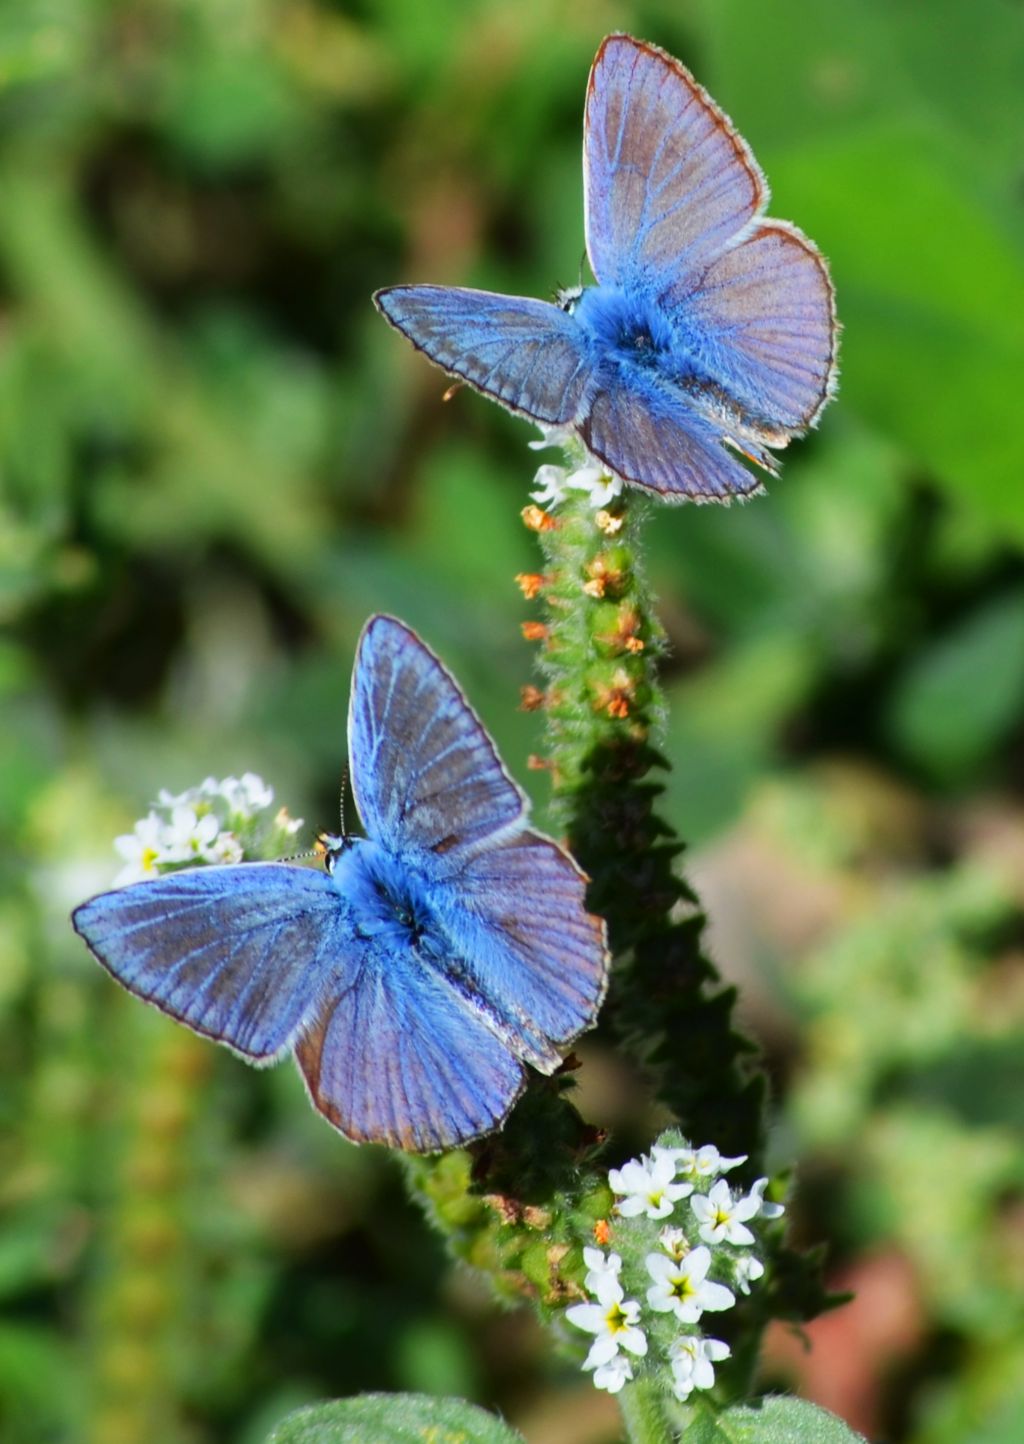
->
[327, 838, 441, 954]
[571, 284, 677, 371]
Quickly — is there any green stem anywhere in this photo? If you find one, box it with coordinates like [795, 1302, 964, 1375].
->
[618, 1377, 677, 1444]
[526, 480, 764, 1160]
[399, 466, 830, 1352]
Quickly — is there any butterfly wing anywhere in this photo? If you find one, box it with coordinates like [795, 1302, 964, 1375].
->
[374, 285, 592, 425]
[295, 944, 527, 1152]
[72, 864, 344, 1061]
[348, 614, 526, 865]
[584, 34, 765, 297]
[295, 834, 610, 1151]
[433, 829, 608, 1058]
[577, 371, 765, 501]
[683, 220, 838, 434]
[333, 614, 609, 1149]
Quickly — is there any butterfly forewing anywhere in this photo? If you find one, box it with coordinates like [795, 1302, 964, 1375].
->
[584, 35, 765, 296]
[72, 865, 345, 1061]
[374, 286, 592, 425]
[348, 615, 526, 863]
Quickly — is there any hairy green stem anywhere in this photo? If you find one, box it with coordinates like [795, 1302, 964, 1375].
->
[525, 480, 764, 1159]
[400, 466, 831, 1370]
[618, 1377, 677, 1444]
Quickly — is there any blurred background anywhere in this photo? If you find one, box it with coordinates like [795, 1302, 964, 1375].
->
[2, 1, 1023, 1441]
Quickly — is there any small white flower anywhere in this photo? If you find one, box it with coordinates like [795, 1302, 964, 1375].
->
[747, 1176, 786, 1219]
[531, 463, 571, 507]
[529, 423, 572, 452]
[163, 806, 221, 862]
[657, 1144, 748, 1180]
[583, 1247, 622, 1294]
[646, 1245, 735, 1323]
[733, 1254, 765, 1295]
[275, 807, 304, 837]
[567, 462, 622, 508]
[566, 1272, 647, 1369]
[587, 1352, 633, 1394]
[669, 1335, 731, 1399]
[208, 833, 244, 865]
[529, 441, 622, 510]
[609, 1154, 693, 1220]
[222, 772, 274, 814]
[658, 1226, 690, 1260]
[156, 785, 196, 810]
[691, 1179, 760, 1246]
[113, 813, 169, 885]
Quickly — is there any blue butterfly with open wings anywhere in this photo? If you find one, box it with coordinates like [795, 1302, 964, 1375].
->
[73, 615, 609, 1152]
[375, 33, 838, 500]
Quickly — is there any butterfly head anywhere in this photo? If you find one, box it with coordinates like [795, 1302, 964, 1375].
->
[555, 284, 583, 315]
[315, 831, 353, 875]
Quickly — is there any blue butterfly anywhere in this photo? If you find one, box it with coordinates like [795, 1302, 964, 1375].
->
[72, 615, 609, 1152]
[375, 34, 837, 501]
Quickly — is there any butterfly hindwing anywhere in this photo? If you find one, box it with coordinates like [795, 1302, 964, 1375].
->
[434, 829, 609, 1055]
[348, 614, 526, 865]
[374, 286, 592, 426]
[578, 375, 764, 501]
[72, 865, 347, 1061]
[584, 34, 765, 297]
[295, 946, 527, 1152]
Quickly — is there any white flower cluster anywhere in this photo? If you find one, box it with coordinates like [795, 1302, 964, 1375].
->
[529, 427, 624, 509]
[113, 773, 302, 885]
[566, 1141, 784, 1400]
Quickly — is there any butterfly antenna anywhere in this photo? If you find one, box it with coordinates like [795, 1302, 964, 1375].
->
[278, 770, 351, 866]
[339, 765, 350, 839]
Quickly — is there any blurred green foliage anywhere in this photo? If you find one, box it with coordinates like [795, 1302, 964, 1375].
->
[1, 2, 1022, 1442]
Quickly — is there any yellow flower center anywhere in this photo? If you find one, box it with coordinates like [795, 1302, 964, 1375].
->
[670, 1275, 694, 1301]
[605, 1303, 629, 1334]
[141, 847, 159, 872]
[713, 1207, 731, 1227]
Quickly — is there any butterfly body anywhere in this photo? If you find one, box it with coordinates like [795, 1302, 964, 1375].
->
[328, 838, 437, 951]
[375, 34, 837, 501]
[73, 616, 609, 1153]
[568, 283, 773, 442]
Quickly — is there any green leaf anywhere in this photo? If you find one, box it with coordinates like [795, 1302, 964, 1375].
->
[699, 0, 1024, 539]
[689, 1395, 868, 1444]
[887, 591, 1024, 780]
[266, 1392, 526, 1444]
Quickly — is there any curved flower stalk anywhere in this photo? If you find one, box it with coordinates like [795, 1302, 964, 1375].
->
[406, 440, 833, 1358]
[520, 439, 765, 1158]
